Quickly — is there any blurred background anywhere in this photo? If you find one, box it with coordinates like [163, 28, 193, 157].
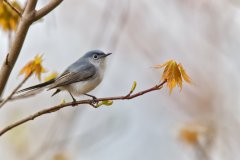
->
[1, 0, 240, 159]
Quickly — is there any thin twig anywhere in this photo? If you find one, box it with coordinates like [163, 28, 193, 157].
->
[34, 0, 63, 21]
[108, 0, 130, 51]
[0, 80, 167, 136]
[3, 0, 22, 17]
[0, 73, 32, 108]
[194, 142, 210, 160]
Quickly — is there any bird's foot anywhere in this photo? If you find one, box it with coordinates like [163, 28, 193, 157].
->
[84, 93, 97, 99]
[71, 97, 78, 106]
[89, 98, 100, 108]
[84, 94, 98, 103]
[91, 97, 99, 106]
[84, 94, 99, 108]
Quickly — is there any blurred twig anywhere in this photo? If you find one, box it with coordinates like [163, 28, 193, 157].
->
[0, 80, 167, 136]
[0, 72, 32, 108]
[194, 142, 210, 160]
[92, 0, 116, 47]
[108, 0, 130, 51]
[26, 108, 81, 160]
[3, 0, 22, 17]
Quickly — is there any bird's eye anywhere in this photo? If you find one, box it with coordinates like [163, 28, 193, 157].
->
[93, 54, 98, 59]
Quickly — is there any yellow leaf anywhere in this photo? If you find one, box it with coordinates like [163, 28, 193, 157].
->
[179, 128, 198, 145]
[179, 124, 208, 145]
[19, 62, 34, 77]
[130, 81, 137, 93]
[102, 100, 113, 106]
[35, 65, 42, 80]
[95, 100, 113, 107]
[178, 63, 191, 83]
[60, 99, 66, 104]
[34, 55, 43, 64]
[44, 72, 58, 82]
[19, 54, 47, 81]
[0, 1, 22, 32]
[9, 18, 17, 30]
[154, 60, 172, 69]
[155, 60, 191, 93]
[33, 55, 47, 80]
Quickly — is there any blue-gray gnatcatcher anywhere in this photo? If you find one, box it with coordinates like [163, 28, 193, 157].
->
[17, 50, 112, 101]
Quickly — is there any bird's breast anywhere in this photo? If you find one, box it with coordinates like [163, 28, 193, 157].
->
[64, 72, 104, 96]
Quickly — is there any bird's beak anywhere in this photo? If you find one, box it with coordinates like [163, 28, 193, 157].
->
[103, 53, 112, 58]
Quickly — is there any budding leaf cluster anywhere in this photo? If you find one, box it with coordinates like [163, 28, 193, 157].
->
[19, 55, 47, 80]
[0, 1, 22, 31]
[155, 60, 191, 93]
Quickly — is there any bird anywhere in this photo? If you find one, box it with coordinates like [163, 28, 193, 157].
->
[17, 50, 112, 101]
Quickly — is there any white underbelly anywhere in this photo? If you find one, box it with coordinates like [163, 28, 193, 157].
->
[62, 76, 103, 96]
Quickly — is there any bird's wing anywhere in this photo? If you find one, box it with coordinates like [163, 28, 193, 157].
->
[48, 64, 96, 89]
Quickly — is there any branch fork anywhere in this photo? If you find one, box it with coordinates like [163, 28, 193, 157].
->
[0, 0, 63, 97]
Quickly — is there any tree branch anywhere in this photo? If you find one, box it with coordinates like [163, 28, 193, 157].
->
[3, 0, 22, 17]
[34, 0, 63, 21]
[0, 0, 62, 97]
[0, 0, 38, 97]
[0, 80, 167, 137]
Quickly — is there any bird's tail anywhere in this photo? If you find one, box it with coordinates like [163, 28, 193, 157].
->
[16, 79, 55, 94]
[0, 79, 56, 103]
[9, 79, 56, 101]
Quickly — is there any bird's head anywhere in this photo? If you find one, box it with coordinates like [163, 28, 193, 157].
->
[84, 50, 112, 68]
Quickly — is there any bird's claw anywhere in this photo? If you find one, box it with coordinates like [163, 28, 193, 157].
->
[84, 94, 98, 105]
[71, 99, 78, 106]
[89, 97, 99, 108]
[91, 97, 99, 104]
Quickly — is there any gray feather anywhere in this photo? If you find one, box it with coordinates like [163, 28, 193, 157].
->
[17, 79, 55, 93]
[48, 60, 96, 90]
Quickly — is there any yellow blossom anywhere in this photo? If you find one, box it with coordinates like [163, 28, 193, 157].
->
[178, 124, 207, 145]
[0, 1, 22, 31]
[19, 55, 47, 80]
[155, 60, 191, 93]
[44, 72, 58, 82]
[179, 127, 199, 145]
